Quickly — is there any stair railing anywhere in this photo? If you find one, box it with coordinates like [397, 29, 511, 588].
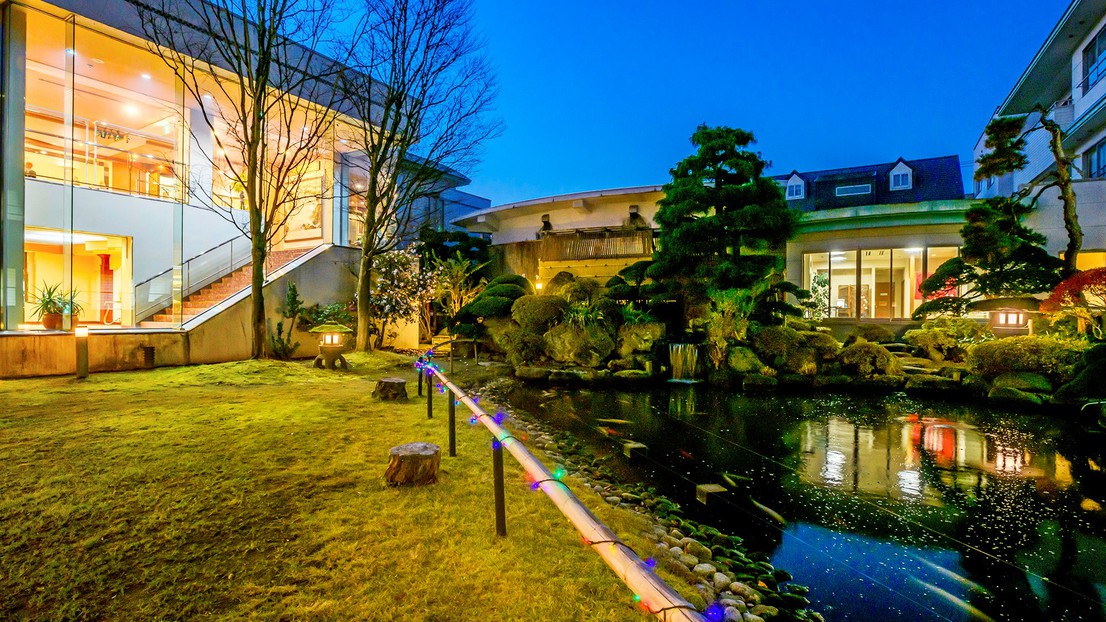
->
[134, 236, 253, 323]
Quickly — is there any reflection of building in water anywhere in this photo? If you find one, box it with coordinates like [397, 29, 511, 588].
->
[800, 417, 1073, 502]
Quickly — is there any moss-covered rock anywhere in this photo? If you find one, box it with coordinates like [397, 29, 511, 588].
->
[905, 374, 962, 394]
[515, 366, 551, 381]
[967, 335, 1088, 384]
[617, 322, 665, 358]
[727, 346, 766, 374]
[988, 386, 1045, 406]
[749, 325, 837, 375]
[992, 372, 1052, 394]
[545, 271, 576, 297]
[843, 324, 896, 346]
[482, 317, 517, 354]
[613, 369, 652, 381]
[852, 375, 906, 390]
[543, 323, 615, 368]
[743, 374, 778, 392]
[1055, 359, 1106, 401]
[838, 342, 903, 378]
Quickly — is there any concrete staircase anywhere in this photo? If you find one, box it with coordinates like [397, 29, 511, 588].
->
[141, 248, 309, 326]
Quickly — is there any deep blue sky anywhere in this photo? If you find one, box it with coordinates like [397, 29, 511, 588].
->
[464, 0, 1069, 205]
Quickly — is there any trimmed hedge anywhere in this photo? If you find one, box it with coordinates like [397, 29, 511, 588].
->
[511, 295, 568, 333]
[487, 274, 535, 295]
[967, 335, 1089, 384]
[483, 283, 528, 301]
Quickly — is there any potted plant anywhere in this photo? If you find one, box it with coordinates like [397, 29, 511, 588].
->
[31, 283, 83, 330]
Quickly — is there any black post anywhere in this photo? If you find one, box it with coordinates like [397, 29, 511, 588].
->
[417, 365, 423, 396]
[448, 392, 457, 457]
[426, 373, 433, 419]
[493, 440, 507, 536]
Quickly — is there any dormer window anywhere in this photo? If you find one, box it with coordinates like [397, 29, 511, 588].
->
[785, 174, 805, 200]
[889, 160, 913, 191]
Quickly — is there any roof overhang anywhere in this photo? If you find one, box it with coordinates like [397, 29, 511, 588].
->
[999, 0, 1106, 115]
[450, 185, 663, 228]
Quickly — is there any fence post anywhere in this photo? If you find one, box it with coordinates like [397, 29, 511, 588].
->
[426, 372, 433, 419]
[448, 391, 457, 457]
[492, 439, 507, 536]
[417, 366, 423, 396]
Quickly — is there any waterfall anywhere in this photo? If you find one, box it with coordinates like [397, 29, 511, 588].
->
[668, 343, 700, 383]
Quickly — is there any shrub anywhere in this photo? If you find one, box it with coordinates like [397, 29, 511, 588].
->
[487, 274, 534, 295]
[801, 331, 840, 360]
[464, 295, 515, 319]
[500, 326, 547, 367]
[922, 317, 990, 342]
[839, 342, 903, 378]
[562, 278, 602, 304]
[483, 283, 528, 301]
[563, 301, 606, 328]
[512, 295, 568, 333]
[843, 324, 896, 346]
[299, 301, 356, 331]
[749, 325, 800, 369]
[967, 335, 1089, 384]
[620, 303, 657, 326]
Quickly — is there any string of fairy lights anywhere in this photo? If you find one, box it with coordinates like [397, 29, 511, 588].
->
[414, 350, 709, 621]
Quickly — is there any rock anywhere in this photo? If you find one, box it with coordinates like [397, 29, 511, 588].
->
[669, 546, 683, 558]
[383, 442, 440, 486]
[901, 365, 931, 375]
[988, 386, 1044, 406]
[812, 374, 852, 388]
[937, 364, 969, 380]
[729, 582, 762, 605]
[514, 366, 551, 380]
[779, 593, 810, 609]
[713, 572, 733, 591]
[776, 374, 813, 389]
[371, 377, 408, 400]
[679, 554, 700, 568]
[905, 374, 962, 394]
[605, 496, 621, 505]
[728, 346, 766, 374]
[721, 599, 746, 613]
[685, 540, 713, 561]
[742, 614, 765, 622]
[725, 607, 744, 622]
[962, 374, 990, 395]
[694, 582, 716, 603]
[1056, 359, 1106, 401]
[852, 375, 906, 390]
[549, 368, 600, 383]
[751, 605, 779, 619]
[662, 535, 682, 548]
[544, 323, 615, 368]
[993, 371, 1052, 393]
[743, 374, 778, 392]
[617, 322, 665, 358]
[613, 369, 652, 381]
[662, 556, 696, 582]
[898, 356, 936, 368]
[693, 563, 717, 578]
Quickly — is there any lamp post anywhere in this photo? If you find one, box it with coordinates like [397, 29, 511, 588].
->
[75, 326, 89, 379]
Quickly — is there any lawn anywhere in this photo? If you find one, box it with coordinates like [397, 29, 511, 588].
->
[0, 352, 671, 621]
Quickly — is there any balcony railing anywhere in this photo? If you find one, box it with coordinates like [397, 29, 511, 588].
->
[133, 236, 252, 323]
[539, 228, 655, 262]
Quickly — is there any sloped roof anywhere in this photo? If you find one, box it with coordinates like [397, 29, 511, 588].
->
[771, 155, 965, 210]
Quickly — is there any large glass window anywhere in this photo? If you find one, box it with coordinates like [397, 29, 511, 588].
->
[829, 251, 859, 318]
[1084, 25, 1106, 94]
[1085, 138, 1106, 179]
[861, 249, 893, 319]
[895, 248, 925, 319]
[804, 253, 830, 319]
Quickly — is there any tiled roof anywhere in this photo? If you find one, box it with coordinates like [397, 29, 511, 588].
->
[772, 155, 965, 211]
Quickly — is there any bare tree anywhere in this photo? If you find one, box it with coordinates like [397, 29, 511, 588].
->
[128, 0, 350, 357]
[341, 0, 500, 351]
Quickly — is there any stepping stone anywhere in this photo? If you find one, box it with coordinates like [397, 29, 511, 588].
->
[696, 483, 727, 505]
[623, 441, 648, 458]
[902, 365, 931, 375]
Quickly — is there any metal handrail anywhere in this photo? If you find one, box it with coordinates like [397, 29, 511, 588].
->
[134, 237, 241, 290]
[416, 353, 705, 622]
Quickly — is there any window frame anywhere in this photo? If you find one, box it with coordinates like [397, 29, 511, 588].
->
[835, 184, 872, 197]
[890, 171, 912, 190]
[1084, 24, 1106, 94]
[1085, 136, 1106, 179]
[786, 182, 804, 200]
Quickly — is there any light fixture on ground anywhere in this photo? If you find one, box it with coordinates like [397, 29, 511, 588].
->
[310, 324, 352, 370]
[75, 326, 89, 379]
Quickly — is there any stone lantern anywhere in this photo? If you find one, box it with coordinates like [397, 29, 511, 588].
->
[310, 324, 352, 370]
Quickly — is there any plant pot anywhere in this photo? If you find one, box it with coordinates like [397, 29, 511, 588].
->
[41, 313, 63, 330]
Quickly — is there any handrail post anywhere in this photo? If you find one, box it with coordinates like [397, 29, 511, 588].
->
[492, 438, 506, 536]
[417, 365, 423, 396]
[426, 371, 433, 419]
[448, 391, 457, 457]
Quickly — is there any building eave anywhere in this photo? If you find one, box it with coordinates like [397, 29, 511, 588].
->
[450, 185, 664, 228]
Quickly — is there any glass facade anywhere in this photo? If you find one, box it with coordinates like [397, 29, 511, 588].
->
[1, 3, 346, 332]
[803, 246, 961, 320]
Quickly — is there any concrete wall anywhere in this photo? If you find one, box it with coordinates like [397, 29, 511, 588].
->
[1026, 178, 1106, 254]
[0, 245, 361, 377]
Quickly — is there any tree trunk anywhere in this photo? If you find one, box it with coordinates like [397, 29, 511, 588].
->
[250, 234, 267, 359]
[1044, 117, 1083, 279]
[384, 442, 440, 485]
[356, 251, 374, 351]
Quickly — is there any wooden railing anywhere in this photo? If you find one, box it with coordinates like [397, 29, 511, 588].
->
[540, 228, 655, 261]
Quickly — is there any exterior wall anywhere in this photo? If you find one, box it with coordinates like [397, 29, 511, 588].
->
[1072, 11, 1106, 122]
[0, 244, 360, 377]
[1025, 178, 1106, 255]
[484, 191, 663, 245]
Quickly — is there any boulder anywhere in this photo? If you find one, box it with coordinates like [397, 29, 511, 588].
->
[993, 372, 1052, 394]
[514, 366, 551, 381]
[728, 346, 766, 374]
[905, 375, 962, 394]
[988, 386, 1045, 406]
[548, 368, 601, 383]
[613, 369, 652, 381]
[1056, 359, 1106, 401]
[543, 323, 615, 368]
[743, 374, 778, 392]
[617, 322, 665, 358]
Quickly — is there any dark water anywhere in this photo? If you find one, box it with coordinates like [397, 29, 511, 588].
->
[504, 384, 1106, 621]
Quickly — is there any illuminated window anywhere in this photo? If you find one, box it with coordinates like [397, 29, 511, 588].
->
[835, 184, 871, 197]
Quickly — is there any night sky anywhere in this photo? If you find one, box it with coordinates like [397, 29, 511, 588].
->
[465, 0, 1070, 205]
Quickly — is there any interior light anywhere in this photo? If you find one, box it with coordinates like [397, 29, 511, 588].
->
[141, 73, 152, 80]
[902, 247, 923, 253]
[124, 104, 140, 117]
[74, 326, 89, 338]
[65, 48, 76, 55]
[24, 229, 107, 245]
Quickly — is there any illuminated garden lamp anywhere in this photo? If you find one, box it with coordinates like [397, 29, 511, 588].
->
[309, 323, 352, 370]
[74, 326, 89, 379]
[535, 281, 543, 291]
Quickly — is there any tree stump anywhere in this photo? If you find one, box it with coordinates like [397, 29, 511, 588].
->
[384, 442, 441, 486]
[373, 377, 408, 400]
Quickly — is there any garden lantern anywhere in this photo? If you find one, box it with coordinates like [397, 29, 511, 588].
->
[309, 324, 352, 370]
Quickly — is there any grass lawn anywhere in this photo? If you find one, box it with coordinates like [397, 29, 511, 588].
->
[0, 352, 676, 621]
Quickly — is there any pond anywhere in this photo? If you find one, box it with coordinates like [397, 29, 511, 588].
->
[503, 383, 1106, 621]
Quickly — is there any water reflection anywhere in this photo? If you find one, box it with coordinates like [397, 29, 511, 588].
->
[507, 384, 1106, 621]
